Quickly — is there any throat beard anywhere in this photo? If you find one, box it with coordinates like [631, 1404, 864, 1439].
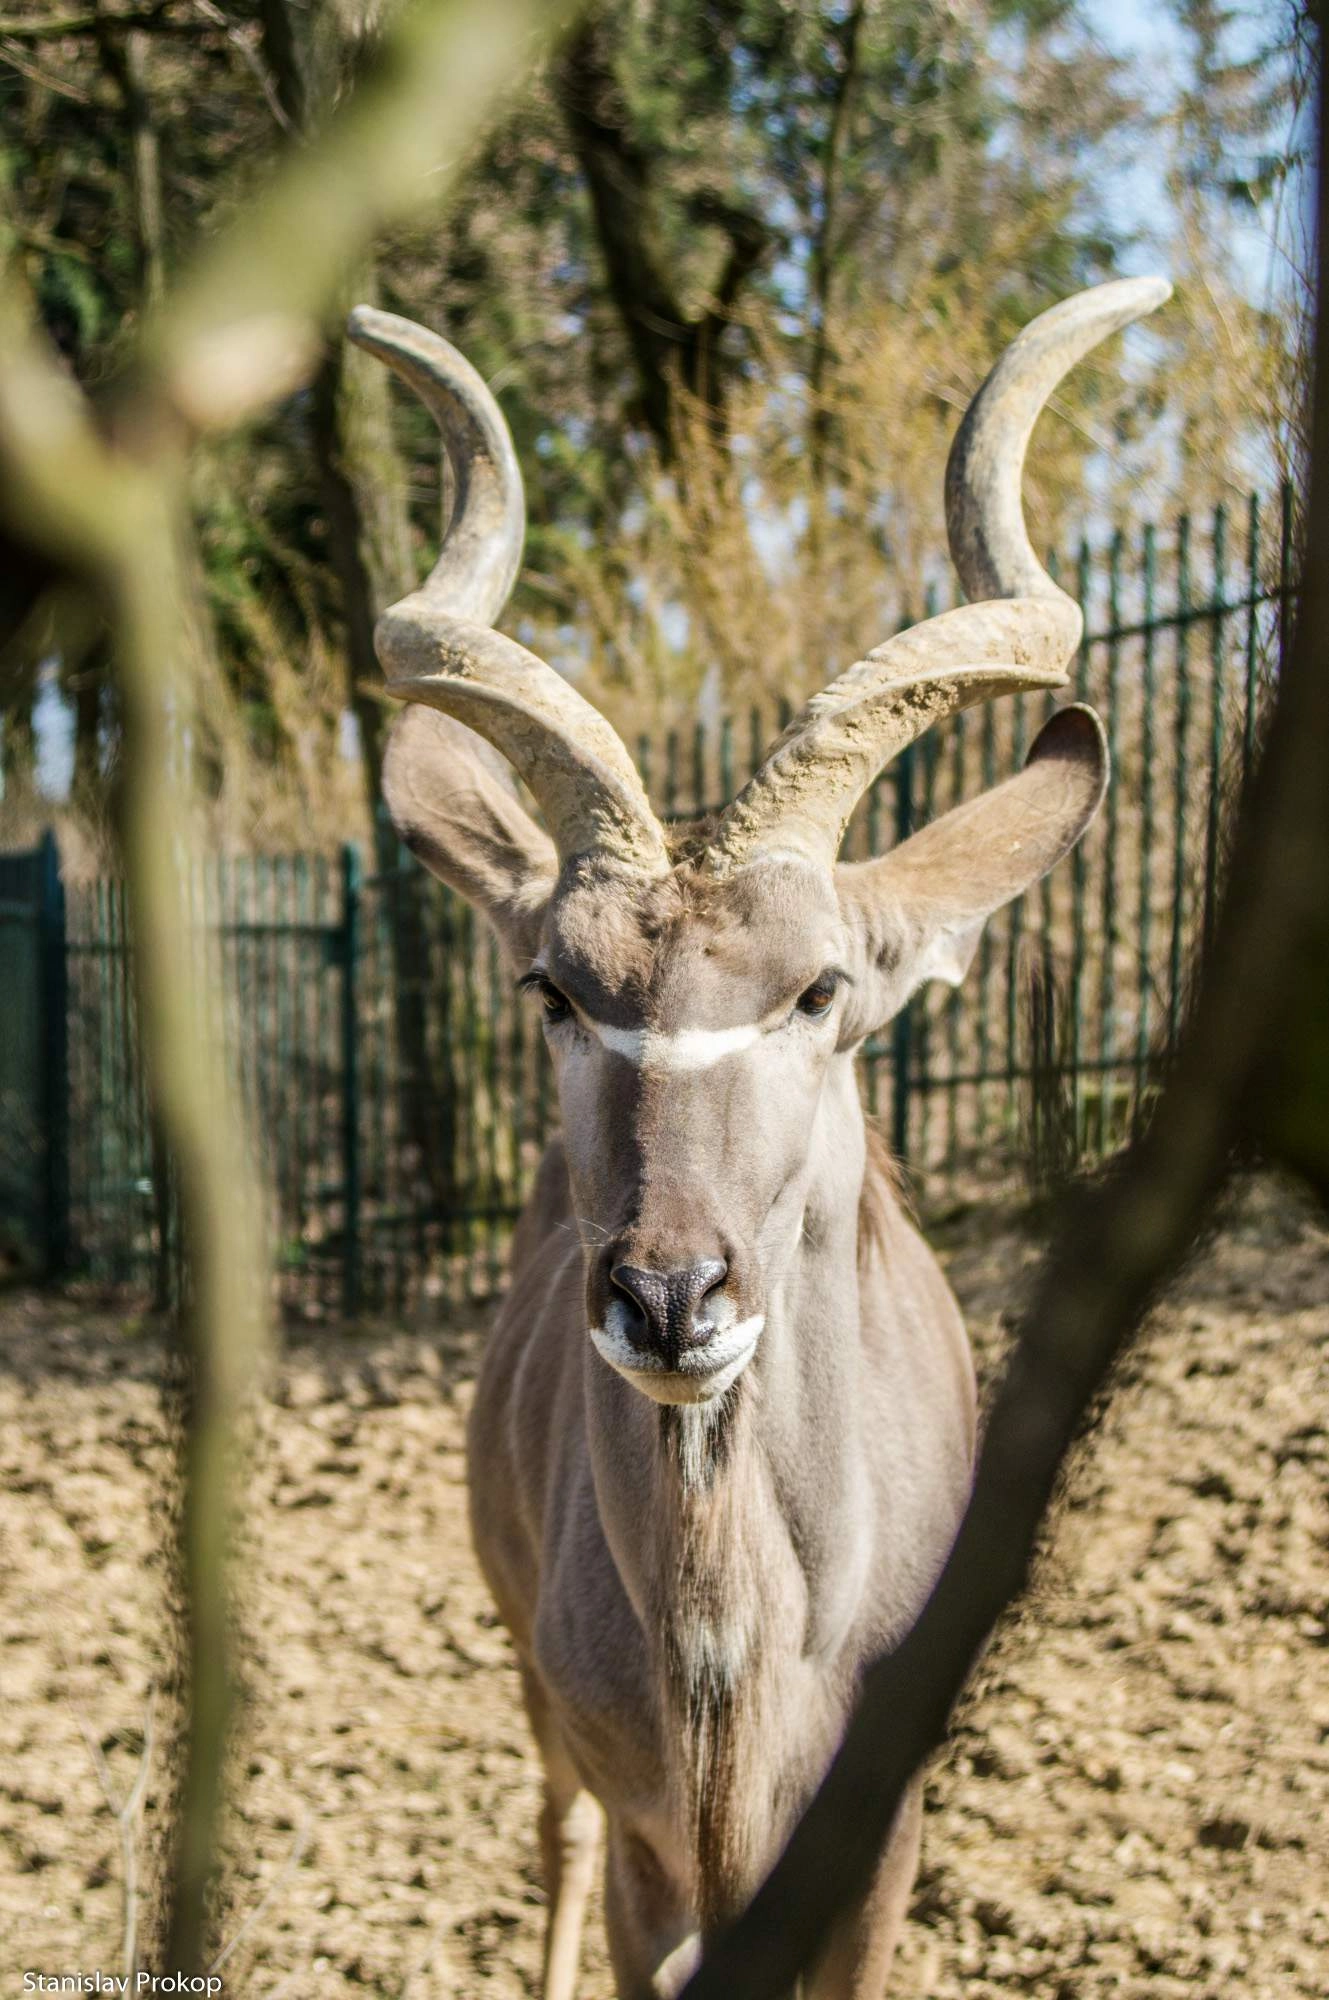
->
[655, 1388, 783, 1932]
[658, 1395, 739, 1494]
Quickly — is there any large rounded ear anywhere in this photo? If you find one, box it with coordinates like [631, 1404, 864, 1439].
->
[836, 706, 1108, 1036]
[382, 704, 557, 966]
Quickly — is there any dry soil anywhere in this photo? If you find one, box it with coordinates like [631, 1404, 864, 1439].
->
[1, 1176, 1326, 1998]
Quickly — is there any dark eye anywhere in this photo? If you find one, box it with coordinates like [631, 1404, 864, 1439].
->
[535, 979, 571, 1024]
[797, 980, 837, 1019]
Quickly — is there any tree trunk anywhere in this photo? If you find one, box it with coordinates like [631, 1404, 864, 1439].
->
[555, 12, 768, 458]
[97, 11, 166, 305]
[69, 649, 104, 805]
[808, 0, 866, 496]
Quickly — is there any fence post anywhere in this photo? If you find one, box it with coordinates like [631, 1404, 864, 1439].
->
[890, 747, 915, 1164]
[37, 828, 69, 1277]
[339, 842, 362, 1317]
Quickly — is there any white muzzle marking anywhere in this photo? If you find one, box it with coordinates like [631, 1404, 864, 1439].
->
[589, 1300, 764, 1406]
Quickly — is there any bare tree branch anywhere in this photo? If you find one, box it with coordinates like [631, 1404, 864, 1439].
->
[681, 61, 1328, 2000]
[191, 0, 294, 136]
[207, 1811, 313, 1977]
[79, 1689, 157, 1979]
[96, 9, 167, 305]
[554, 10, 770, 455]
[0, 5, 194, 39]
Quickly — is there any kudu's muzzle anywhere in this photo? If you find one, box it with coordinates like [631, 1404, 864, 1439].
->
[587, 1234, 765, 1406]
[609, 1257, 729, 1369]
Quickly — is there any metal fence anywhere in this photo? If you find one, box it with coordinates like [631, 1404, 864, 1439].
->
[0, 489, 1295, 1312]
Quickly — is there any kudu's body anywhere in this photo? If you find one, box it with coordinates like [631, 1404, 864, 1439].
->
[347, 276, 1169, 1998]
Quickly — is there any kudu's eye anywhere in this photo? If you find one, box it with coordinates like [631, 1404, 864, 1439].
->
[520, 973, 572, 1024]
[537, 981, 571, 1024]
[797, 978, 838, 1019]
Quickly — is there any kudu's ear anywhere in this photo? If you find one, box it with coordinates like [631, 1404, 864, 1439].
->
[382, 705, 557, 965]
[836, 706, 1107, 1035]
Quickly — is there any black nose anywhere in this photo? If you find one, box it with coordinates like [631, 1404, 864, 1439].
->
[610, 1259, 728, 1365]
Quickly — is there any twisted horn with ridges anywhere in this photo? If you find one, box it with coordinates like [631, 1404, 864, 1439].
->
[346, 307, 669, 875]
[706, 277, 1170, 875]
[945, 276, 1172, 610]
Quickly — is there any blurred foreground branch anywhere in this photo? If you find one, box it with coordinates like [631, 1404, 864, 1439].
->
[0, 312, 266, 1971]
[0, 0, 574, 1968]
[682, 57, 1328, 2000]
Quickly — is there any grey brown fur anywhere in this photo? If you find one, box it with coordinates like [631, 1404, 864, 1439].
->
[350, 277, 1169, 1998]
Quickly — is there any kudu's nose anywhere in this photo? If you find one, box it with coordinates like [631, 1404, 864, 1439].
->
[610, 1259, 729, 1365]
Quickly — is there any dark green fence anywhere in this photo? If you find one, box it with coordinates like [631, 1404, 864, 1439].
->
[0, 490, 1295, 1311]
[0, 832, 68, 1276]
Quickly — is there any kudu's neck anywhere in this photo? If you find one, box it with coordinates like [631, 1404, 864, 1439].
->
[582, 1061, 879, 1914]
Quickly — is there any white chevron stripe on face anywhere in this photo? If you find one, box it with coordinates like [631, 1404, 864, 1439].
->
[585, 1017, 763, 1070]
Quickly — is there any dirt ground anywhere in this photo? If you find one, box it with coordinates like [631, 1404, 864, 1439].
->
[1, 1175, 1326, 1999]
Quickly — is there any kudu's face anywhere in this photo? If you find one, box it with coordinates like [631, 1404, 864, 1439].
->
[526, 858, 857, 1404]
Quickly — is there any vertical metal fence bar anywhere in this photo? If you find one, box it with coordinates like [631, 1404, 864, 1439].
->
[976, 701, 996, 1140]
[361, 864, 379, 1315]
[458, 898, 478, 1298]
[273, 857, 289, 1281]
[945, 713, 965, 1170]
[293, 853, 311, 1311]
[531, 884, 551, 1164]
[890, 747, 914, 1163]
[387, 871, 405, 1315]
[485, 928, 504, 1293]
[112, 875, 132, 1280]
[92, 884, 109, 1275]
[96, 875, 113, 1278]
[916, 732, 939, 1168]
[1068, 539, 1091, 1157]
[1279, 479, 1294, 671]
[1168, 514, 1193, 1049]
[1203, 503, 1228, 958]
[1135, 523, 1157, 1107]
[313, 854, 329, 1295]
[508, 931, 527, 1250]
[38, 828, 69, 1277]
[864, 775, 884, 1117]
[1243, 492, 1261, 780]
[1005, 693, 1027, 1125]
[339, 843, 362, 1317]
[116, 873, 138, 1283]
[1099, 532, 1123, 1146]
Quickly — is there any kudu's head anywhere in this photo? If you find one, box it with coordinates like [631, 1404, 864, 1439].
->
[348, 279, 1168, 1406]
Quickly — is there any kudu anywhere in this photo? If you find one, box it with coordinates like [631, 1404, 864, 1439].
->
[347, 276, 1169, 1998]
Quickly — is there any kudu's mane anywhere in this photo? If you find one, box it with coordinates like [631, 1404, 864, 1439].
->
[859, 1118, 911, 1257]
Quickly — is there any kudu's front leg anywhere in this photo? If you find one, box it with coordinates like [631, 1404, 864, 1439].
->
[603, 1822, 699, 2000]
[520, 1666, 602, 2000]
